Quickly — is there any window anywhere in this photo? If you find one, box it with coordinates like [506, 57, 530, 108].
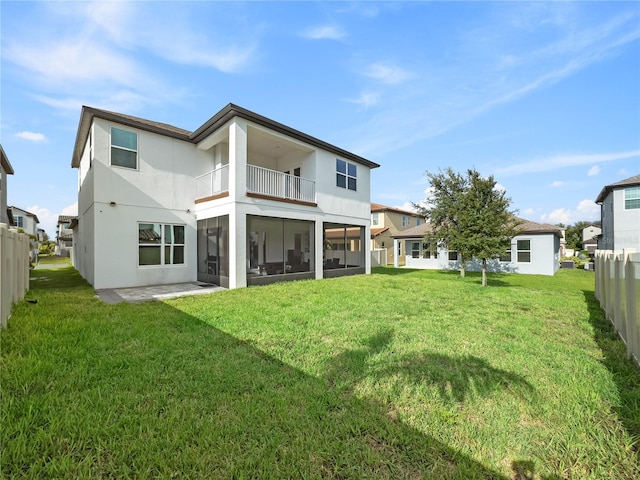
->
[422, 242, 436, 259]
[411, 241, 420, 258]
[499, 249, 512, 262]
[372, 212, 379, 226]
[15, 215, 23, 228]
[448, 250, 458, 261]
[625, 187, 640, 209]
[139, 223, 185, 266]
[517, 240, 531, 263]
[111, 127, 138, 169]
[336, 159, 357, 191]
[402, 215, 407, 227]
[416, 218, 421, 226]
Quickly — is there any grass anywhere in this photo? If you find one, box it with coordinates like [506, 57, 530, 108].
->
[1, 267, 638, 479]
[36, 255, 71, 266]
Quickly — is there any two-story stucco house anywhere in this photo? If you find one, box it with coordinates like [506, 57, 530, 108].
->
[70, 104, 379, 290]
[595, 174, 640, 251]
[56, 215, 76, 257]
[8, 206, 40, 260]
[370, 203, 424, 265]
[1, 145, 15, 226]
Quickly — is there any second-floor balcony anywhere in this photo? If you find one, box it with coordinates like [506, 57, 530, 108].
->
[196, 164, 316, 206]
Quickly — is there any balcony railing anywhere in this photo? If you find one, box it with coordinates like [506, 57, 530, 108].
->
[196, 165, 229, 200]
[195, 164, 316, 205]
[247, 165, 315, 204]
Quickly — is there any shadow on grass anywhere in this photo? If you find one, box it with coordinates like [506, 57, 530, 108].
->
[326, 328, 535, 404]
[6, 268, 509, 478]
[582, 290, 640, 444]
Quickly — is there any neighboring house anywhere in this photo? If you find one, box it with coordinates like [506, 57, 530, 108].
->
[581, 223, 601, 255]
[71, 104, 379, 290]
[1, 145, 14, 225]
[9, 206, 40, 260]
[56, 215, 76, 257]
[392, 218, 562, 276]
[595, 174, 640, 251]
[370, 203, 424, 265]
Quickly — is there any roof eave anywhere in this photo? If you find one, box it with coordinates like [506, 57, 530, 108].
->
[0, 144, 15, 174]
[191, 104, 380, 170]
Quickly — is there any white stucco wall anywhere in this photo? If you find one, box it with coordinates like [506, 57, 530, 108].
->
[399, 233, 560, 276]
[609, 188, 640, 250]
[78, 113, 373, 290]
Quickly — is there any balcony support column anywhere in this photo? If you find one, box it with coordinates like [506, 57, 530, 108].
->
[228, 120, 248, 288]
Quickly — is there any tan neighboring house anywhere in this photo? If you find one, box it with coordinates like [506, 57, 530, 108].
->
[370, 203, 425, 265]
[1, 145, 15, 225]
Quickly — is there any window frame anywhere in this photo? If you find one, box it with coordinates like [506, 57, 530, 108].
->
[624, 186, 640, 210]
[516, 239, 531, 263]
[111, 126, 138, 170]
[138, 222, 185, 267]
[336, 159, 357, 191]
[448, 250, 458, 261]
[372, 212, 379, 226]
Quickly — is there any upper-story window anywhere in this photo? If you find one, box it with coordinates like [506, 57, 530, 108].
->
[624, 187, 640, 209]
[401, 215, 408, 227]
[111, 127, 138, 169]
[372, 212, 379, 226]
[416, 218, 421, 226]
[336, 159, 357, 191]
[15, 215, 23, 228]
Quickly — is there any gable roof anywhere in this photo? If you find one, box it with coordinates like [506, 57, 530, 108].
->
[371, 202, 422, 216]
[595, 174, 640, 203]
[9, 206, 40, 224]
[72, 104, 380, 170]
[392, 217, 562, 239]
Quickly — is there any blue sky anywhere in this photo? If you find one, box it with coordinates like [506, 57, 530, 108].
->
[2, 1, 639, 237]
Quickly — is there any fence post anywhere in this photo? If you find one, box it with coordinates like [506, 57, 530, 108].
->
[624, 251, 639, 363]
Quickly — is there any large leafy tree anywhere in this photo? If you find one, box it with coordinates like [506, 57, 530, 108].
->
[415, 168, 520, 286]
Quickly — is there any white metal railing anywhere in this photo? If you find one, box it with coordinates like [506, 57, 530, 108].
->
[247, 165, 315, 204]
[196, 165, 229, 200]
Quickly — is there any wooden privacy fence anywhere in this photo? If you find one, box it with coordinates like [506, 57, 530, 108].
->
[595, 249, 640, 367]
[0, 223, 30, 328]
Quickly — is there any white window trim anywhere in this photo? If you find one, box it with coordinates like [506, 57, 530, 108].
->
[110, 126, 139, 170]
[336, 159, 357, 192]
[516, 239, 531, 263]
[138, 222, 186, 268]
[624, 186, 640, 210]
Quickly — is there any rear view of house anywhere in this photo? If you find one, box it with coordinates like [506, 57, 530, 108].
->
[71, 104, 379, 290]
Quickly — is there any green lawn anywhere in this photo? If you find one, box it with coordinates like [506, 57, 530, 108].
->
[1, 267, 638, 479]
[36, 255, 71, 266]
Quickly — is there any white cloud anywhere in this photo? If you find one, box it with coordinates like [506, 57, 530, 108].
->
[522, 208, 537, 217]
[395, 202, 417, 213]
[301, 25, 346, 40]
[364, 63, 414, 85]
[588, 165, 600, 176]
[16, 131, 46, 142]
[61, 202, 78, 216]
[551, 181, 565, 187]
[348, 91, 380, 108]
[539, 199, 599, 225]
[494, 150, 640, 177]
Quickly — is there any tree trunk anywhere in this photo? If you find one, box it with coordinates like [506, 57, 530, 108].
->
[460, 255, 466, 278]
[482, 258, 487, 287]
